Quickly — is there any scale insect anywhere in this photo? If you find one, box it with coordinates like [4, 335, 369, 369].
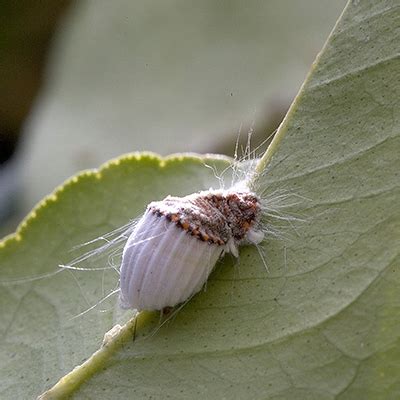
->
[58, 133, 305, 318]
[119, 185, 265, 311]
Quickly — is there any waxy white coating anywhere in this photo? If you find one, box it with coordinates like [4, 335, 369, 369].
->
[119, 189, 265, 311]
[119, 212, 223, 310]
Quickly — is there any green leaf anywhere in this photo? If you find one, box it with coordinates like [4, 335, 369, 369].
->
[1, 1, 400, 399]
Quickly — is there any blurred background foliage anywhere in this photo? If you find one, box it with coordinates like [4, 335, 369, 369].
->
[0, 0, 346, 235]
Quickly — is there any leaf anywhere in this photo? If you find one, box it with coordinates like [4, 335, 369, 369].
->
[1, 1, 399, 399]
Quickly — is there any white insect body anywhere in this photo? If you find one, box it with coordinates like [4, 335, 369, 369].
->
[119, 186, 264, 311]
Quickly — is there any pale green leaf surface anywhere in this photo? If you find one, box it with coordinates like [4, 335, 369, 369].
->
[1, 0, 400, 399]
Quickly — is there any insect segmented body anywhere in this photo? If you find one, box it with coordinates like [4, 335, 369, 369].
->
[119, 187, 264, 311]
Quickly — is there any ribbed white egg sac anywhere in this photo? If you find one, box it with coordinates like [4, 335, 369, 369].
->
[119, 211, 224, 311]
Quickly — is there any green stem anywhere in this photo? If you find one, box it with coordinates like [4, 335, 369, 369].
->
[37, 312, 153, 400]
[248, 0, 349, 191]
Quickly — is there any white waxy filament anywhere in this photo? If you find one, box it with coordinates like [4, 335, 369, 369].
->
[119, 211, 224, 311]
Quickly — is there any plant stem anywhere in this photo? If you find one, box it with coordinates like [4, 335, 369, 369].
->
[249, 0, 349, 191]
[37, 312, 153, 400]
